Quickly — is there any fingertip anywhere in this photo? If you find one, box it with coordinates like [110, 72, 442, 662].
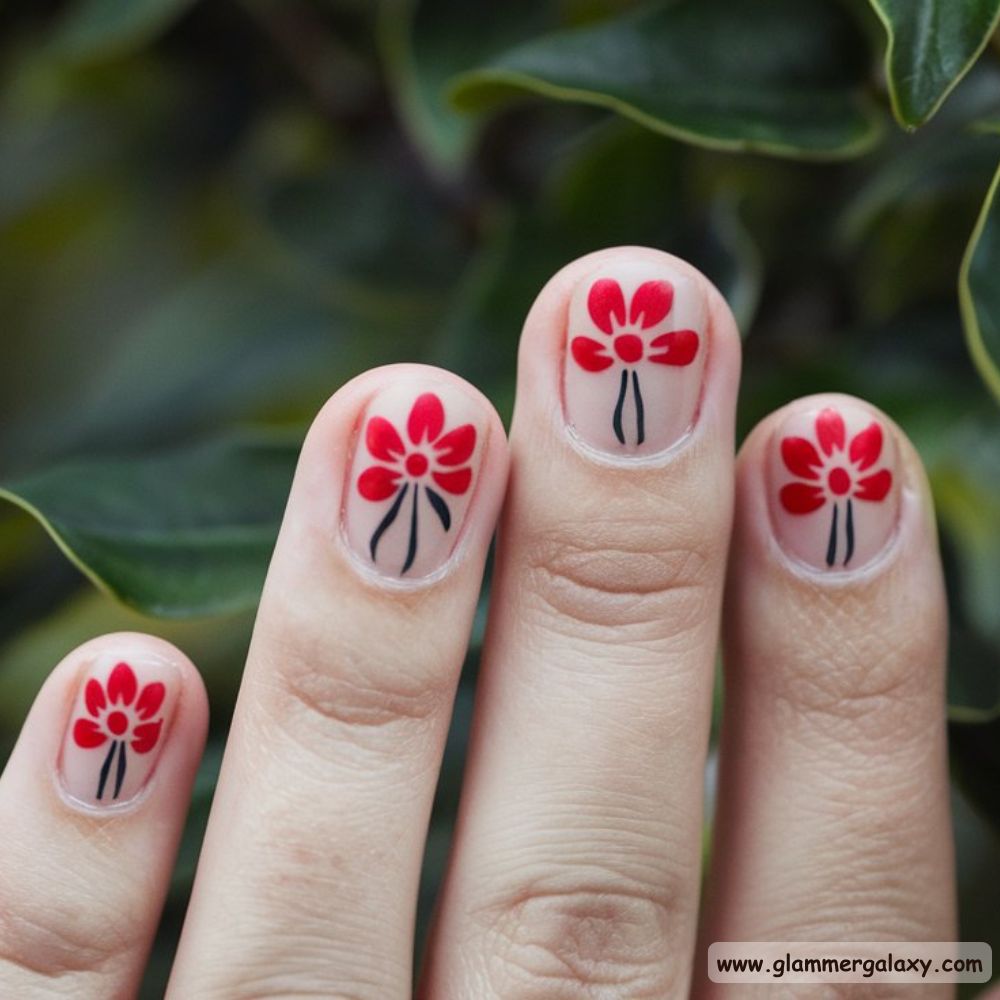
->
[267, 364, 510, 592]
[736, 392, 937, 582]
[514, 245, 741, 461]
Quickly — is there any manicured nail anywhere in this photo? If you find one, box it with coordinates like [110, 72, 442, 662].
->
[564, 259, 707, 456]
[769, 402, 901, 572]
[344, 382, 486, 579]
[61, 653, 178, 807]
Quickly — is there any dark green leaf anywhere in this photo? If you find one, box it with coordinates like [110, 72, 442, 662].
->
[378, 0, 551, 172]
[837, 70, 1000, 319]
[0, 433, 299, 618]
[430, 123, 763, 403]
[867, 0, 1000, 128]
[960, 162, 1000, 404]
[0, 591, 253, 729]
[49, 0, 200, 61]
[0, 257, 367, 470]
[450, 0, 884, 160]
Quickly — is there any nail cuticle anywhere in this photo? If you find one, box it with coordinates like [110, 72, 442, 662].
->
[764, 488, 914, 586]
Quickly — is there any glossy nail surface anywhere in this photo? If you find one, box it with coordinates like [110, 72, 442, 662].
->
[60, 652, 178, 807]
[768, 402, 901, 572]
[344, 381, 486, 579]
[563, 259, 707, 457]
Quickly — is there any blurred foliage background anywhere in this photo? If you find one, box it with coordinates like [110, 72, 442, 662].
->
[2, 0, 1000, 994]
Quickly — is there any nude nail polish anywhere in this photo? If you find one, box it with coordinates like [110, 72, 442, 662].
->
[768, 402, 901, 571]
[563, 259, 708, 456]
[344, 381, 486, 579]
[60, 652, 178, 807]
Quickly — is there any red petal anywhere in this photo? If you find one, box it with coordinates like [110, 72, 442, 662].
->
[358, 465, 401, 501]
[848, 422, 883, 472]
[780, 436, 822, 479]
[570, 336, 614, 372]
[434, 424, 476, 466]
[73, 718, 107, 749]
[432, 468, 472, 495]
[648, 329, 699, 366]
[131, 720, 162, 754]
[815, 408, 845, 456]
[587, 278, 626, 335]
[629, 280, 673, 329]
[854, 469, 892, 502]
[408, 392, 445, 445]
[85, 678, 106, 717]
[107, 662, 137, 706]
[366, 416, 405, 463]
[136, 682, 165, 720]
[779, 482, 826, 514]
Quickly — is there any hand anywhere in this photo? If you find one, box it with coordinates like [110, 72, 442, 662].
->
[0, 249, 955, 998]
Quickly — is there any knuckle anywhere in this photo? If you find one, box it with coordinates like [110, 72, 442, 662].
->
[770, 593, 944, 746]
[475, 880, 685, 999]
[522, 512, 719, 638]
[0, 879, 138, 986]
[252, 623, 453, 754]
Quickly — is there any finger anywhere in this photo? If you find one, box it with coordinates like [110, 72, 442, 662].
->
[697, 395, 954, 991]
[168, 366, 508, 999]
[0, 632, 207, 999]
[424, 248, 741, 997]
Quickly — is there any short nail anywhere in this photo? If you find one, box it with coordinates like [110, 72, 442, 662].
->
[60, 653, 178, 807]
[768, 401, 901, 572]
[344, 382, 486, 579]
[563, 259, 708, 456]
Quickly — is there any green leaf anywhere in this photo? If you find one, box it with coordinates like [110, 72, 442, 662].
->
[0, 590, 253, 731]
[0, 255, 367, 471]
[837, 71, 1000, 319]
[49, 0, 200, 61]
[450, 0, 884, 160]
[431, 124, 764, 408]
[0, 433, 299, 618]
[867, 0, 1000, 128]
[378, 0, 551, 173]
[960, 161, 1000, 405]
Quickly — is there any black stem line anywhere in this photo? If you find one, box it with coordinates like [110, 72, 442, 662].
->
[97, 740, 116, 800]
[612, 368, 628, 445]
[844, 498, 855, 567]
[113, 741, 127, 799]
[401, 483, 419, 574]
[631, 370, 645, 445]
[425, 486, 451, 531]
[369, 484, 409, 562]
[825, 503, 839, 568]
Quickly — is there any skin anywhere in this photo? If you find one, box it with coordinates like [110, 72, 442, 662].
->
[0, 249, 965, 998]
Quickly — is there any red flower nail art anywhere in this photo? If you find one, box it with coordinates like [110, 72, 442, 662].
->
[570, 278, 700, 445]
[357, 392, 476, 573]
[72, 661, 165, 801]
[779, 408, 893, 567]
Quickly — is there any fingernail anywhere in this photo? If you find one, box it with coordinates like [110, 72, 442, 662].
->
[563, 259, 707, 456]
[344, 381, 486, 579]
[60, 653, 178, 807]
[768, 401, 901, 572]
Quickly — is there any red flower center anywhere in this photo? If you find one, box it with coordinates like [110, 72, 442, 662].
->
[828, 467, 851, 495]
[614, 334, 643, 363]
[405, 453, 428, 477]
[107, 710, 129, 736]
